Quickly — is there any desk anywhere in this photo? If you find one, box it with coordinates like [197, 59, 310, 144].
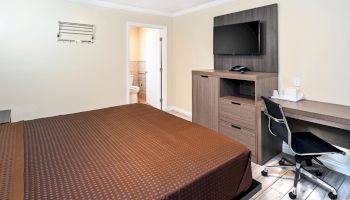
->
[272, 99, 350, 131]
[265, 99, 350, 152]
[257, 99, 350, 164]
[264, 99, 350, 175]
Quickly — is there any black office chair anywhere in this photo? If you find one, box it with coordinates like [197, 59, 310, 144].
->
[261, 96, 345, 199]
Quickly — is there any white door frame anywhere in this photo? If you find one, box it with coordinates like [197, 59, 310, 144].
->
[126, 21, 168, 110]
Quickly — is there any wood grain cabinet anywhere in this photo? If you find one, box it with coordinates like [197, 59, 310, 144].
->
[192, 74, 219, 131]
[192, 70, 281, 164]
[219, 97, 256, 130]
[219, 96, 257, 161]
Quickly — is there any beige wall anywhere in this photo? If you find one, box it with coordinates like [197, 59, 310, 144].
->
[2, 0, 350, 121]
[172, 0, 350, 112]
[0, 0, 173, 121]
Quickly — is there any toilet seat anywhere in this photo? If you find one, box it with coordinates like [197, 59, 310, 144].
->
[129, 86, 140, 94]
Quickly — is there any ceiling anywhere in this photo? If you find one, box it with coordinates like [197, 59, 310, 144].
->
[103, 0, 215, 13]
[73, 0, 231, 16]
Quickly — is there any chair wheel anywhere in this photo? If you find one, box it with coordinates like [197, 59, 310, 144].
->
[279, 159, 285, 166]
[306, 159, 312, 166]
[328, 192, 337, 199]
[315, 170, 323, 176]
[289, 192, 297, 199]
[261, 170, 268, 176]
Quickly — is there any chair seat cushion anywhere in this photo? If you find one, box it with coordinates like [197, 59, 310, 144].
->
[291, 132, 343, 155]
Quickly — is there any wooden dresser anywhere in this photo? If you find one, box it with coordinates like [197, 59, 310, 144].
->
[192, 69, 281, 164]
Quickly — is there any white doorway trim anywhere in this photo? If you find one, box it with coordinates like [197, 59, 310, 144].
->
[126, 21, 168, 110]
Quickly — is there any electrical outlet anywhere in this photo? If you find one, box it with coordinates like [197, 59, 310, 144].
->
[293, 77, 301, 87]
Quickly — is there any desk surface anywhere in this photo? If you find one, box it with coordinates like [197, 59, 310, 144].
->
[271, 99, 350, 131]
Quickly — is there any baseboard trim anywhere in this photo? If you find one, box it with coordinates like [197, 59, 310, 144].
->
[282, 143, 350, 176]
[167, 106, 192, 118]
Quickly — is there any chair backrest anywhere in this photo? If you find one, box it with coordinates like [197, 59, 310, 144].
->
[261, 96, 291, 145]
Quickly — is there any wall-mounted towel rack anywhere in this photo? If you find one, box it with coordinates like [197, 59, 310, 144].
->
[57, 21, 95, 43]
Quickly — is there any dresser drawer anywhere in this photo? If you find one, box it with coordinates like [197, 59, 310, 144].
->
[219, 120, 256, 156]
[219, 97, 256, 130]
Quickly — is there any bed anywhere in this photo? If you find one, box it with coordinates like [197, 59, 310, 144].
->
[1, 103, 255, 200]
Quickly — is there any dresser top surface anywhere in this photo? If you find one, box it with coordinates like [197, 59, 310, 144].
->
[192, 69, 278, 81]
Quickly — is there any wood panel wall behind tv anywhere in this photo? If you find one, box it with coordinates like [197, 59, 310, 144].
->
[214, 4, 278, 73]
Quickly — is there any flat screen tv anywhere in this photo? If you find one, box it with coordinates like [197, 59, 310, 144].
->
[213, 21, 261, 55]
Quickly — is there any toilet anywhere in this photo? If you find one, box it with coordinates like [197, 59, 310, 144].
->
[129, 75, 140, 103]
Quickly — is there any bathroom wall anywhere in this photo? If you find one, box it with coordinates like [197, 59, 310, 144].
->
[129, 26, 147, 103]
[138, 62, 147, 102]
[129, 61, 146, 102]
[129, 61, 139, 85]
[129, 27, 141, 62]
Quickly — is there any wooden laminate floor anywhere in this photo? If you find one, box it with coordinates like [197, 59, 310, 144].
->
[167, 110, 350, 200]
[251, 155, 350, 200]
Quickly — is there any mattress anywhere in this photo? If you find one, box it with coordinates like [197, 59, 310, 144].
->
[2, 103, 252, 200]
[0, 122, 24, 200]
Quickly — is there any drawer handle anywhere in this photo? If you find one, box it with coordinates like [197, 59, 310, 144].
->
[231, 125, 241, 130]
[231, 101, 241, 105]
[201, 75, 208, 78]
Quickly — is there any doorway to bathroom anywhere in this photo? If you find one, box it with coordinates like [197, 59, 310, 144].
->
[126, 22, 167, 110]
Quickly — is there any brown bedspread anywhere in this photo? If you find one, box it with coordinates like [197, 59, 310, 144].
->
[0, 122, 24, 200]
[2, 103, 252, 200]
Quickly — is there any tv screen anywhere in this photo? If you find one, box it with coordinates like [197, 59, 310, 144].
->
[213, 21, 261, 55]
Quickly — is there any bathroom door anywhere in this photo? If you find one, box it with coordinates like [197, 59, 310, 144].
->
[141, 28, 161, 109]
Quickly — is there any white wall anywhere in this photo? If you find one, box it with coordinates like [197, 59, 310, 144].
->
[0, 0, 173, 121]
[171, 0, 350, 112]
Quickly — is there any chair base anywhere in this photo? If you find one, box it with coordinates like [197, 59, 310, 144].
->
[261, 155, 338, 199]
